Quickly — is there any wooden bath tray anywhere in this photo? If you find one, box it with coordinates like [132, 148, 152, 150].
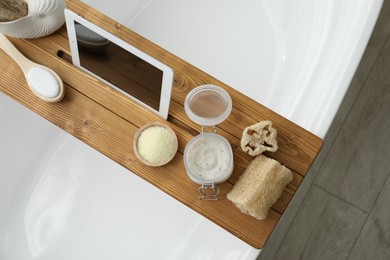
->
[0, 0, 323, 249]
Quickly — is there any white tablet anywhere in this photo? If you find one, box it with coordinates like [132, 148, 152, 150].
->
[64, 9, 174, 119]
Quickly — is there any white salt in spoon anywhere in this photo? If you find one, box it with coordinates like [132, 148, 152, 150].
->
[0, 33, 64, 102]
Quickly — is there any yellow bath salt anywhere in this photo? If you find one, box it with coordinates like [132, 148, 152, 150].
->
[137, 125, 176, 164]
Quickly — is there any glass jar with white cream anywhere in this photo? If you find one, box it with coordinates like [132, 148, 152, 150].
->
[183, 85, 233, 200]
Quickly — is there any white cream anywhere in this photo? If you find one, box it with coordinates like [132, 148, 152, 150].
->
[185, 134, 231, 181]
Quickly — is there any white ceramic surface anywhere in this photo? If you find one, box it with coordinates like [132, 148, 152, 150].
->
[0, 0, 65, 38]
[0, 93, 258, 260]
[83, 0, 383, 138]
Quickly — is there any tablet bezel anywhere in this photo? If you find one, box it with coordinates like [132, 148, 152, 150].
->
[65, 9, 174, 119]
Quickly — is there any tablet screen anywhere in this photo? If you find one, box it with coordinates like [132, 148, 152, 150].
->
[65, 9, 173, 119]
[76, 23, 163, 111]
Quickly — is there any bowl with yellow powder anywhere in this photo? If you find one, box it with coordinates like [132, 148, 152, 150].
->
[133, 122, 178, 167]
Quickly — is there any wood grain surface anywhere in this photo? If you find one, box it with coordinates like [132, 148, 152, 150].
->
[0, 0, 323, 248]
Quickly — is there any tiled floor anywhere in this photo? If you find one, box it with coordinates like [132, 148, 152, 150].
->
[258, 1, 390, 259]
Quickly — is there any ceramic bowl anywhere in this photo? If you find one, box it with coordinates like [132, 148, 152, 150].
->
[0, 0, 66, 38]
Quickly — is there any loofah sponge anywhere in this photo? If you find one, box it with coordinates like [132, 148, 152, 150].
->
[240, 120, 278, 156]
[227, 155, 293, 220]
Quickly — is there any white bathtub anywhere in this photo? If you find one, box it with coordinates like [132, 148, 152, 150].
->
[0, 93, 258, 259]
[84, 0, 383, 138]
[0, 0, 383, 259]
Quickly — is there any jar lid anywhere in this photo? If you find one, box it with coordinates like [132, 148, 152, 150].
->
[183, 133, 233, 184]
[184, 85, 232, 126]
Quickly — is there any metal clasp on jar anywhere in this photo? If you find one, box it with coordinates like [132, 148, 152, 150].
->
[201, 125, 217, 134]
[198, 182, 220, 200]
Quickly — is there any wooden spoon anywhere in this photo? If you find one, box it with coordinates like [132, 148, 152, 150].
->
[0, 33, 64, 102]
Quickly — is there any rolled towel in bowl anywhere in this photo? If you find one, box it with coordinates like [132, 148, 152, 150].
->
[227, 155, 293, 220]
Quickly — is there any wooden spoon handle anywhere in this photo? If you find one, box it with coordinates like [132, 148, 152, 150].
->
[0, 33, 35, 73]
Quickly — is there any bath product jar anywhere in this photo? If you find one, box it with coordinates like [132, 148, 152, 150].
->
[183, 84, 233, 200]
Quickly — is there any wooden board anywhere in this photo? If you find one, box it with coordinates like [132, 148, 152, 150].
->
[0, 0, 323, 248]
